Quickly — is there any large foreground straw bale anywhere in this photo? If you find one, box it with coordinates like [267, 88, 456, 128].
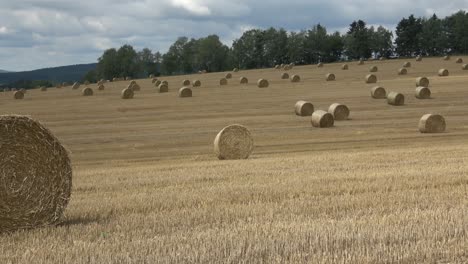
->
[214, 124, 254, 160]
[416, 77, 429, 87]
[328, 103, 350, 120]
[365, 74, 377, 83]
[14, 91, 24, 99]
[82, 87, 93, 96]
[415, 87, 431, 99]
[290, 75, 301, 83]
[0, 115, 72, 233]
[371, 86, 386, 99]
[178, 87, 192, 97]
[387, 92, 404, 105]
[419, 114, 446, 133]
[121, 88, 134, 99]
[239, 77, 248, 84]
[311, 110, 334, 128]
[295, 101, 314, 116]
[257, 79, 269, 88]
[438, 69, 449, 77]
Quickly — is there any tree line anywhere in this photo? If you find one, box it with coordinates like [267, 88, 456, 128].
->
[77, 10, 468, 82]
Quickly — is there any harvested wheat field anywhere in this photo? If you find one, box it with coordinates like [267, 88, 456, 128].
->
[0, 57, 467, 263]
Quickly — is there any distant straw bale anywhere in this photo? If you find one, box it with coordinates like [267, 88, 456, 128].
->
[290, 75, 301, 83]
[311, 110, 334, 128]
[416, 77, 429, 87]
[178, 87, 192, 98]
[326, 73, 336, 81]
[14, 91, 24, 99]
[365, 74, 377, 84]
[387, 92, 404, 106]
[328, 103, 350, 120]
[371, 86, 386, 99]
[239, 77, 248, 84]
[257, 79, 269, 88]
[419, 114, 446, 133]
[82, 87, 93, 96]
[438, 69, 449, 77]
[281, 72, 289, 79]
[341, 64, 349, 70]
[398, 68, 408, 75]
[415, 87, 431, 99]
[193, 80, 201, 87]
[121, 88, 134, 99]
[295, 101, 314, 116]
[220, 78, 228, 85]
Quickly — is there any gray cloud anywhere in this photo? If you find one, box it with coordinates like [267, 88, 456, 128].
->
[0, 0, 467, 71]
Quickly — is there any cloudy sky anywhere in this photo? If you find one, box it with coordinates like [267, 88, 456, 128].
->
[0, 0, 467, 71]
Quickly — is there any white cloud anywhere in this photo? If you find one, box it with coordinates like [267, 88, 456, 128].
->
[171, 0, 211, 16]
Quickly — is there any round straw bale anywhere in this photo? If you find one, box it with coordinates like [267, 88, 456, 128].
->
[280, 63, 285, 68]
[358, 59, 364, 65]
[419, 114, 446, 133]
[365, 74, 377, 84]
[371, 86, 386, 99]
[220, 78, 228, 85]
[416, 77, 429, 87]
[456, 57, 463, 63]
[214, 124, 254, 160]
[239, 77, 248, 84]
[129, 80, 136, 86]
[317, 62, 324, 68]
[121, 88, 134, 99]
[182, 80, 191, 86]
[403, 61, 411, 68]
[161, 81, 168, 86]
[233, 68, 239, 72]
[275, 65, 281, 69]
[257, 79, 269, 88]
[328, 103, 350, 120]
[0, 115, 72, 233]
[192, 80, 201, 87]
[311, 110, 334, 128]
[158, 84, 168, 93]
[97, 84, 105, 91]
[369, 66, 378, 72]
[154, 80, 162, 87]
[290, 75, 301, 83]
[152, 78, 158, 83]
[462, 64, 468, 70]
[443, 55, 450, 60]
[40, 87, 47, 92]
[438, 69, 449, 77]
[178, 87, 192, 98]
[415, 86, 431, 99]
[283, 65, 291, 71]
[295, 101, 314, 116]
[82, 87, 93, 96]
[288, 64, 294, 70]
[398, 68, 408, 75]
[225, 73, 232, 79]
[326, 73, 336, 81]
[14, 91, 24, 99]
[387, 92, 404, 106]
[281, 72, 289, 79]
[341, 64, 349, 70]
[131, 83, 141, 91]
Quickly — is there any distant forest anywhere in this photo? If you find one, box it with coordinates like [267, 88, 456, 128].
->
[3, 10, 468, 88]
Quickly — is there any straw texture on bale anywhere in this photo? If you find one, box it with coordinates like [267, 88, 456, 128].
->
[290, 75, 301, 83]
[365, 74, 377, 84]
[152, 78, 158, 83]
[225, 73, 232, 79]
[281, 72, 289, 79]
[369, 66, 378, 72]
[182, 80, 191, 86]
[98, 84, 105, 91]
[419, 114, 446, 133]
[283, 65, 291, 71]
[443, 55, 450, 60]
[328, 103, 350, 120]
[192, 80, 201, 87]
[415, 87, 431, 99]
[416, 77, 429, 87]
[14, 91, 24, 99]
[161, 81, 169, 86]
[294, 101, 314, 116]
[220, 78, 228, 85]
[462, 64, 468, 70]
[371, 86, 386, 99]
[326, 73, 336, 81]
[311, 110, 334, 128]
[214, 124, 254, 160]
[129, 80, 136, 85]
[438, 69, 449, 76]
[317, 62, 324, 68]
[387, 92, 405, 106]
[398, 68, 408, 75]
[0, 115, 72, 233]
[456, 58, 463, 63]
[341, 64, 348, 70]
[130, 83, 141, 91]
[121, 88, 134, 99]
[154, 80, 162, 87]
[403, 62, 411, 68]
[82, 87, 93, 96]
[288, 63, 294, 69]
[178, 87, 192, 98]
[257, 79, 269, 88]
[239, 77, 248, 84]
[158, 84, 168, 93]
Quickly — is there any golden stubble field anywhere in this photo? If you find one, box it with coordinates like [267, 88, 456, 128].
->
[0, 58, 467, 263]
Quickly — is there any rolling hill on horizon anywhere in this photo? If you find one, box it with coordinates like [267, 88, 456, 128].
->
[0, 63, 97, 85]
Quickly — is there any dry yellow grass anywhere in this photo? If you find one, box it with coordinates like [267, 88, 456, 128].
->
[0, 58, 467, 263]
